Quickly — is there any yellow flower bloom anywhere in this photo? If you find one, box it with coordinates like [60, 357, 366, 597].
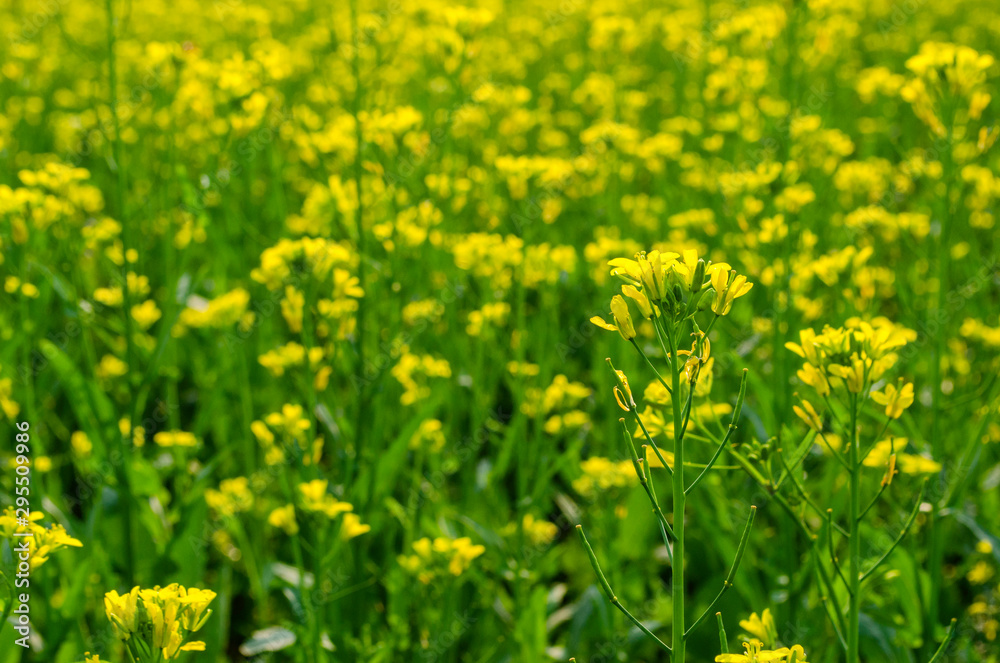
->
[268, 504, 299, 535]
[793, 398, 823, 432]
[864, 438, 941, 474]
[340, 513, 371, 540]
[590, 294, 636, 340]
[96, 354, 128, 380]
[870, 379, 914, 419]
[298, 480, 353, 518]
[717, 640, 809, 663]
[796, 363, 830, 397]
[177, 288, 251, 330]
[827, 355, 866, 393]
[740, 609, 777, 648]
[131, 299, 162, 331]
[71, 431, 93, 456]
[0, 508, 83, 570]
[622, 284, 653, 319]
[104, 587, 141, 640]
[205, 477, 254, 516]
[711, 268, 754, 316]
[153, 430, 198, 448]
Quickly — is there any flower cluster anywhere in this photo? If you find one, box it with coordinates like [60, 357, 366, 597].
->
[104, 584, 216, 661]
[204, 477, 254, 517]
[0, 508, 82, 570]
[398, 536, 486, 584]
[572, 457, 637, 500]
[391, 350, 452, 405]
[591, 249, 753, 341]
[787, 318, 917, 424]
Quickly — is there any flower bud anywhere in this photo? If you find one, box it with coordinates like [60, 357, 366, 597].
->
[609, 295, 636, 340]
[690, 259, 706, 294]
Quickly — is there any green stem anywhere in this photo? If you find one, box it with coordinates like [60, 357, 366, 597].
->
[230, 519, 265, 605]
[927, 619, 958, 663]
[576, 525, 672, 654]
[684, 506, 756, 638]
[634, 407, 673, 478]
[847, 394, 861, 663]
[928, 116, 957, 645]
[739, 453, 850, 643]
[686, 369, 747, 495]
[630, 338, 672, 395]
[666, 321, 685, 662]
[860, 482, 925, 582]
[621, 420, 675, 542]
[827, 511, 851, 594]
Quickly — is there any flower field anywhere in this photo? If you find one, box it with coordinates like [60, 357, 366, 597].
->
[1, 0, 999, 661]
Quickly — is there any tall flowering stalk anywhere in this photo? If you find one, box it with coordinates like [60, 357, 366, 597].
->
[784, 321, 956, 662]
[901, 42, 995, 649]
[580, 249, 756, 661]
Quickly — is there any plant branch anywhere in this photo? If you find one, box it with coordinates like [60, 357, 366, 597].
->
[686, 369, 748, 495]
[684, 505, 757, 639]
[576, 525, 672, 654]
[860, 481, 925, 582]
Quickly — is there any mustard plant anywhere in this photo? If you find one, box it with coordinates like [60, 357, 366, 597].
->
[778, 321, 960, 663]
[580, 249, 757, 661]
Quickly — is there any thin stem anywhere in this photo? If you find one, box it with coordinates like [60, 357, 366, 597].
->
[860, 438, 895, 521]
[641, 446, 674, 564]
[817, 430, 853, 472]
[927, 116, 957, 649]
[300, 279, 320, 442]
[927, 618, 958, 663]
[677, 376, 696, 444]
[576, 525, 672, 654]
[773, 431, 816, 491]
[775, 448, 849, 537]
[858, 483, 887, 522]
[651, 311, 675, 367]
[631, 338, 672, 395]
[281, 471, 317, 663]
[821, 393, 848, 432]
[634, 407, 673, 478]
[767, 475, 850, 641]
[723, 445, 772, 489]
[847, 393, 861, 663]
[813, 558, 849, 651]
[620, 420, 675, 541]
[684, 506, 756, 639]
[827, 510, 851, 594]
[860, 482, 925, 582]
[687, 369, 747, 495]
[860, 415, 893, 465]
[666, 321, 685, 661]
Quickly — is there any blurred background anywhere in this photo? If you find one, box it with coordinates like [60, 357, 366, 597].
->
[0, 0, 999, 661]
